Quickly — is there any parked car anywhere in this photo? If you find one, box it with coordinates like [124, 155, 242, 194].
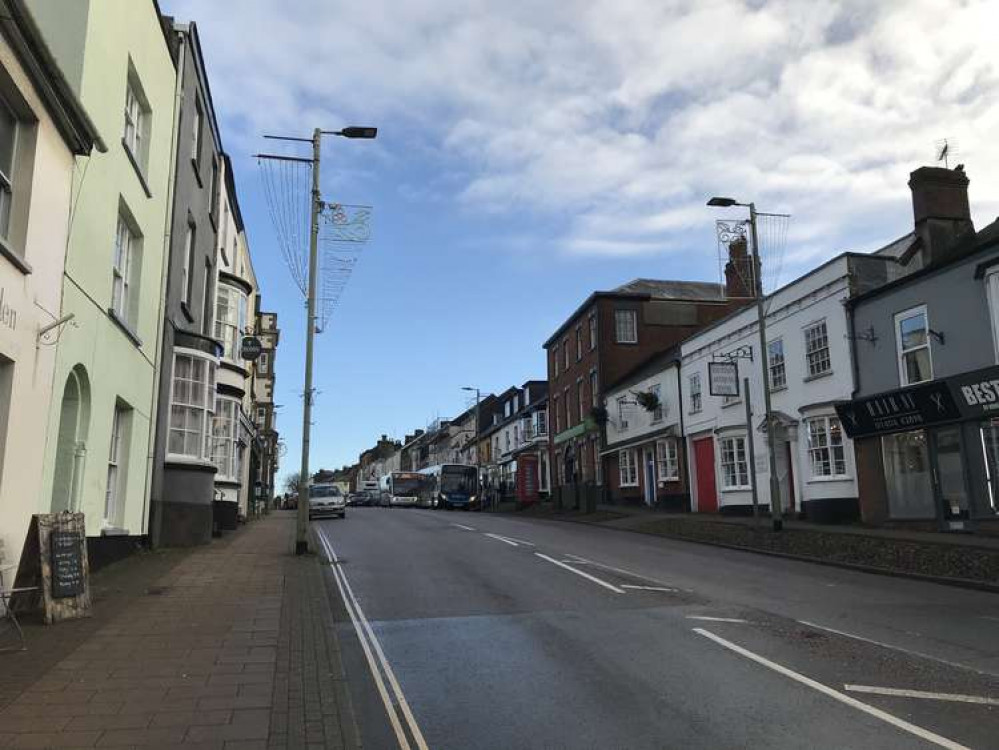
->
[309, 483, 346, 520]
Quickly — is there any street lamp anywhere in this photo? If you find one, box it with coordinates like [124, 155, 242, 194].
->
[461, 386, 482, 508]
[707, 196, 783, 531]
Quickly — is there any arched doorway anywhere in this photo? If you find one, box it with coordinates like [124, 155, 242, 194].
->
[51, 366, 90, 513]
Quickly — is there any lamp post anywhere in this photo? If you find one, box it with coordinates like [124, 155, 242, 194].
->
[707, 196, 783, 531]
[461, 386, 482, 507]
[259, 125, 377, 554]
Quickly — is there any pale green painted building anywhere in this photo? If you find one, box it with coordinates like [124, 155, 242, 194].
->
[27, 0, 178, 564]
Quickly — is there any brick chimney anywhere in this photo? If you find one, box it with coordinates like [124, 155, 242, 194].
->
[724, 236, 757, 299]
[908, 165, 974, 266]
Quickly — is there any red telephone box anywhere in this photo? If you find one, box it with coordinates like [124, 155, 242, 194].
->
[516, 455, 540, 506]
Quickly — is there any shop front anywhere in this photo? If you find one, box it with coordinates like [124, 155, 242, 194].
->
[837, 365, 999, 533]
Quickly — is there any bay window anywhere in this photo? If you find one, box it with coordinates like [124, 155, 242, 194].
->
[618, 449, 638, 486]
[215, 282, 247, 361]
[719, 436, 750, 489]
[168, 351, 216, 460]
[212, 396, 240, 480]
[656, 438, 678, 481]
[807, 416, 848, 478]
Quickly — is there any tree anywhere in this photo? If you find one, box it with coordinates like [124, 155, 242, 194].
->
[284, 471, 302, 495]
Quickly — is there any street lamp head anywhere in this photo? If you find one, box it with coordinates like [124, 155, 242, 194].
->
[707, 196, 738, 207]
[461, 386, 476, 392]
[338, 126, 378, 139]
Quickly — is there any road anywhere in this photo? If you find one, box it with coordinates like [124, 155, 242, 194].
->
[314, 508, 999, 750]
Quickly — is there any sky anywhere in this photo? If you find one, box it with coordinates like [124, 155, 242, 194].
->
[162, 0, 999, 481]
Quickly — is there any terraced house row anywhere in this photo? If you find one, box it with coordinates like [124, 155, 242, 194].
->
[0, 0, 281, 571]
[354, 163, 999, 536]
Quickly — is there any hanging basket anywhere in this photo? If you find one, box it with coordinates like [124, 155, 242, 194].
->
[634, 390, 660, 413]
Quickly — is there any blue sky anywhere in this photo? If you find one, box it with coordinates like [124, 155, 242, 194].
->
[163, 0, 999, 481]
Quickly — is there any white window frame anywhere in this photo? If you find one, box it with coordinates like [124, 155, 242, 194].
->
[167, 349, 216, 462]
[988, 271, 999, 364]
[552, 348, 559, 378]
[123, 79, 144, 165]
[105, 403, 127, 527]
[617, 396, 630, 430]
[215, 282, 248, 362]
[112, 214, 137, 324]
[191, 96, 203, 164]
[804, 320, 831, 378]
[618, 449, 638, 487]
[656, 438, 678, 481]
[578, 380, 585, 422]
[807, 416, 849, 479]
[536, 409, 547, 436]
[258, 351, 269, 375]
[212, 396, 240, 481]
[895, 305, 933, 386]
[563, 338, 569, 370]
[589, 369, 598, 407]
[719, 435, 750, 490]
[615, 309, 638, 344]
[575, 326, 582, 361]
[181, 220, 195, 306]
[553, 395, 561, 433]
[589, 314, 597, 350]
[689, 373, 702, 414]
[650, 383, 663, 423]
[0, 95, 18, 243]
[768, 338, 786, 390]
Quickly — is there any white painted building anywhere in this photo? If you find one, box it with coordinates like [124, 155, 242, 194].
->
[602, 351, 684, 508]
[680, 252, 897, 521]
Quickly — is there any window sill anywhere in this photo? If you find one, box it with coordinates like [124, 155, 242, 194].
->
[803, 370, 833, 383]
[121, 139, 152, 198]
[807, 475, 852, 484]
[619, 482, 639, 488]
[191, 158, 203, 187]
[720, 486, 752, 493]
[107, 308, 143, 347]
[615, 340, 638, 345]
[0, 236, 31, 274]
[721, 399, 743, 409]
[180, 301, 194, 324]
[165, 455, 218, 470]
[101, 526, 130, 537]
[770, 384, 788, 394]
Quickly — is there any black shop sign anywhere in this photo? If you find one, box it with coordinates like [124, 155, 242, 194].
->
[836, 380, 961, 438]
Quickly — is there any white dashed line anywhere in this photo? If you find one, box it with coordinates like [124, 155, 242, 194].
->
[451, 523, 476, 531]
[485, 533, 519, 547]
[686, 615, 748, 623]
[844, 685, 999, 706]
[535, 553, 625, 594]
[694, 628, 971, 750]
[621, 585, 678, 593]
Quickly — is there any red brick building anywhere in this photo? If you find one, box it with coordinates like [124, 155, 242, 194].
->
[543, 262, 753, 501]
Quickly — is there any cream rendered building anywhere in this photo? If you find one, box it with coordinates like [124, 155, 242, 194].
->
[28, 0, 177, 565]
[0, 1, 101, 567]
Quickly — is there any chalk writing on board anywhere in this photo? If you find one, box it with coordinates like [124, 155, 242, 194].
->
[50, 530, 84, 599]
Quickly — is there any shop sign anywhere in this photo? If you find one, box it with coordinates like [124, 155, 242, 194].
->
[947, 365, 999, 418]
[709, 361, 739, 397]
[835, 380, 960, 438]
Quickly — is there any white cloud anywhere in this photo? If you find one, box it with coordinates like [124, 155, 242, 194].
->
[166, 0, 999, 282]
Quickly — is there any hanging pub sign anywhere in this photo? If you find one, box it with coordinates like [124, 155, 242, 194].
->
[240, 336, 263, 361]
[708, 361, 739, 397]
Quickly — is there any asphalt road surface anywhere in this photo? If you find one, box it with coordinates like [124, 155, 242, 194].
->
[314, 508, 999, 750]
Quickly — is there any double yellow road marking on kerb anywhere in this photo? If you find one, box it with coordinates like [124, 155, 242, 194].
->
[316, 528, 429, 750]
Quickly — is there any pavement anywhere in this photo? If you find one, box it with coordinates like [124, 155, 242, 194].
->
[0, 513, 358, 749]
[317, 506, 999, 750]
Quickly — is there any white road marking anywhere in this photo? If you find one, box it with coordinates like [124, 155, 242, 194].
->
[534, 553, 625, 594]
[451, 523, 476, 531]
[843, 685, 999, 706]
[495, 534, 535, 546]
[621, 584, 678, 593]
[797, 620, 990, 676]
[563, 553, 688, 591]
[694, 628, 971, 750]
[686, 615, 748, 623]
[484, 533, 519, 547]
[317, 529, 429, 750]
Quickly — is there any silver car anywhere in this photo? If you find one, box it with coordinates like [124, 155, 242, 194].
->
[309, 484, 346, 519]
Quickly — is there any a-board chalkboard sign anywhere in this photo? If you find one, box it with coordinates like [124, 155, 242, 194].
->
[50, 531, 85, 598]
[11, 513, 91, 623]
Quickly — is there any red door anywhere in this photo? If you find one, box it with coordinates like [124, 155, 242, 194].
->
[693, 437, 718, 513]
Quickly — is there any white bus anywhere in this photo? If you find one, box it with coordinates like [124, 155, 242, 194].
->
[379, 471, 423, 507]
